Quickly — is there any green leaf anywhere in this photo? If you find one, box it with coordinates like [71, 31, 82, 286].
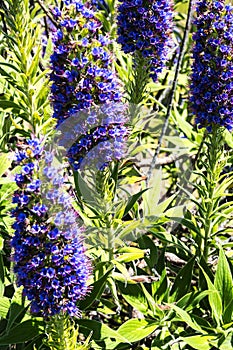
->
[123, 188, 148, 217]
[140, 283, 156, 315]
[165, 205, 185, 218]
[170, 256, 195, 301]
[115, 220, 141, 240]
[130, 143, 158, 156]
[142, 168, 162, 216]
[181, 335, 215, 350]
[77, 319, 130, 348]
[0, 100, 27, 112]
[223, 129, 233, 148]
[223, 299, 233, 324]
[172, 106, 194, 140]
[118, 319, 158, 343]
[0, 253, 4, 298]
[116, 247, 144, 263]
[152, 269, 168, 304]
[0, 61, 20, 73]
[168, 304, 205, 333]
[0, 153, 11, 178]
[0, 297, 10, 319]
[199, 266, 223, 326]
[117, 281, 149, 315]
[199, 256, 214, 291]
[73, 171, 101, 215]
[138, 235, 158, 269]
[0, 320, 43, 345]
[0, 182, 18, 201]
[0, 178, 15, 185]
[214, 248, 233, 311]
[149, 228, 191, 255]
[152, 194, 177, 217]
[218, 331, 233, 350]
[27, 45, 40, 78]
[79, 268, 113, 310]
[177, 291, 210, 312]
[6, 287, 29, 331]
[170, 217, 202, 237]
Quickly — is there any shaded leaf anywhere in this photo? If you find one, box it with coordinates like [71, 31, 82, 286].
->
[0, 320, 43, 345]
[123, 188, 148, 217]
[79, 268, 113, 310]
[77, 319, 130, 346]
[171, 256, 195, 301]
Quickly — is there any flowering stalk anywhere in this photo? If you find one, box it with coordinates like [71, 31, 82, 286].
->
[147, 0, 193, 183]
[50, 0, 122, 125]
[50, 0, 128, 171]
[190, 0, 233, 262]
[11, 138, 91, 346]
[201, 128, 225, 261]
[49, 1, 129, 260]
[190, 0, 233, 131]
[117, 0, 174, 103]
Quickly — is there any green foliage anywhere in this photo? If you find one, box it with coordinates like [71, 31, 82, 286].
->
[0, 319, 43, 346]
[0, 0, 232, 349]
[0, 0, 53, 143]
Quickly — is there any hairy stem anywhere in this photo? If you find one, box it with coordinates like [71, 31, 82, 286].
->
[45, 314, 78, 350]
[128, 53, 151, 106]
[202, 127, 223, 261]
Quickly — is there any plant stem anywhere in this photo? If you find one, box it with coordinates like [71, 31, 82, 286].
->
[108, 226, 114, 261]
[128, 53, 151, 106]
[147, 0, 194, 185]
[96, 170, 115, 261]
[202, 127, 222, 261]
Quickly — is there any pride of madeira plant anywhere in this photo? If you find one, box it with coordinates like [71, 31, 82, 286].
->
[11, 138, 90, 349]
[0, 0, 232, 349]
[190, 0, 233, 262]
[117, 0, 174, 103]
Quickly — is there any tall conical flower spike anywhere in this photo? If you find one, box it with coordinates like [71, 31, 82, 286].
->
[50, 1, 128, 171]
[117, 0, 174, 82]
[11, 138, 90, 318]
[190, 0, 233, 131]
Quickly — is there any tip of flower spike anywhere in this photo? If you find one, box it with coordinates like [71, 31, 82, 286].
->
[49, 0, 123, 126]
[116, 0, 174, 82]
[190, 0, 233, 131]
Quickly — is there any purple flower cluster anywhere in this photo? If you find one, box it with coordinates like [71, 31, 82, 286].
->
[50, 1, 128, 170]
[56, 104, 129, 171]
[11, 139, 90, 317]
[117, 0, 174, 82]
[190, 0, 233, 131]
[68, 123, 128, 171]
[50, 0, 122, 126]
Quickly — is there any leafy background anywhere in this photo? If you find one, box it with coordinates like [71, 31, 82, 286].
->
[0, 0, 232, 349]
